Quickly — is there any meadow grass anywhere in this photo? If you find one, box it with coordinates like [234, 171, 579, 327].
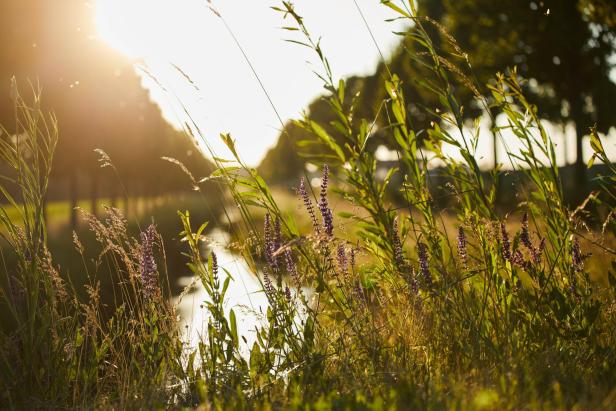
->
[1, 2, 616, 409]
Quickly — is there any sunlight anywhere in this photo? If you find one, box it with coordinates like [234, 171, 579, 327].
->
[95, 0, 192, 59]
[92, 0, 409, 166]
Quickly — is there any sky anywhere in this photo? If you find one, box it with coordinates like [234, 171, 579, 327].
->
[95, 0, 615, 169]
[95, 0, 408, 166]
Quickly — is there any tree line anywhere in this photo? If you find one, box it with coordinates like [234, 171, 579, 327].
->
[259, 0, 616, 196]
[0, 0, 212, 227]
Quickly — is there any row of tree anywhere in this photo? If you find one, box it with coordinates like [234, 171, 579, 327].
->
[0, 0, 212, 226]
[259, 0, 616, 191]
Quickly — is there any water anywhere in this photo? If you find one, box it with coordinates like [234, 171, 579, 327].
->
[173, 229, 270, 355]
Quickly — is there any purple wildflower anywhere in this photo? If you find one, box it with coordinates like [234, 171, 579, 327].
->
[262, 271, 274, 296]
[392, 218, 406, 270]
[284, 249, 300, 285]
[512, 249, 527, 270]
[457, 226, 468, 268]
[211, 252, 219, 281]
[273, 217, 282, 267]
[571, 238, 587, 275]
[284, 286, 292, 302]
[417, 242, 432, 287]
[349, 247, 356, 273]
[139, 224, 159, 298]
[318, 165, 334, 237]
[500, 222, 512, 263]
[520, 212, 543, 264]
[392, 218, 418, 294]
[264, 213, 279, 270]
[298, 177, 320, 234]
[336, 244, 348, 277]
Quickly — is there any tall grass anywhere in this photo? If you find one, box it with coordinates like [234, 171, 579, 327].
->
[1, 1, 615, 409]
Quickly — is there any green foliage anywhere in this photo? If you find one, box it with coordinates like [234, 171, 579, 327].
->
[2, 2, 616, 409]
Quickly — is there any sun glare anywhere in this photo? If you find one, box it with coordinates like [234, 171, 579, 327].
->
[95, 0, 186, 59]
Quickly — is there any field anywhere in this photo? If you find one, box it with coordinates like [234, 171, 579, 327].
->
[1, 1, 616, 410]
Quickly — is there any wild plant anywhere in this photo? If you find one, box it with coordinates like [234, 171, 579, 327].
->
[179, 1, 616, 408]
[0, 83, 183, 408]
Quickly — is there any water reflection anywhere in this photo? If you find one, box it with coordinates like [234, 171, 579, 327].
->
[173, 230, 269, 355]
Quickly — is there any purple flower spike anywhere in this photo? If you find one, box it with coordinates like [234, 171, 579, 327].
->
[139, 224, 159, 298]
[457, 226, 468, 268]
[264, 213, 279, 271]
[500, 222, 512, 263]
[318, 165, 334, 238]
[336, 244, 348, 276]
[417, 242, 432, 288]
[299, 177, 320, 234]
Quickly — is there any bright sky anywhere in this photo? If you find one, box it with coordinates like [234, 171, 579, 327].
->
[95, 0, 408, 166]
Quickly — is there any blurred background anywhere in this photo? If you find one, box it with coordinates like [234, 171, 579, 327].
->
[0, 0, 615, 278]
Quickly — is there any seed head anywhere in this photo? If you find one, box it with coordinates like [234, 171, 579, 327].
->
[499, 222, 512, 263]
[457, 226, 468, 268]
[417, 242, 432, 288]
[318, 165, 334, 238]
[139, 224, 159, 299]
[298, 177, 320, 234]
[264, 213, 279, 271]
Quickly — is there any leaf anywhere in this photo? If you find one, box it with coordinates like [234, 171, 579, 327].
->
[229, 309, 238, 346]
[308, 120, 346, 162]
[338, 78, 345, 104]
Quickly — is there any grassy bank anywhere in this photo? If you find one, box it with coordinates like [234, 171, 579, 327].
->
[1, 2, 616, 409]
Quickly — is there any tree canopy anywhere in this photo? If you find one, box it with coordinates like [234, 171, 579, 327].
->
[0, 0, 212, 205]
[259, 0, 616, 186]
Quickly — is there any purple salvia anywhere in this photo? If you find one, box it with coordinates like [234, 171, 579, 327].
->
[512, 249, 527, 270]
[570, 238, 591, 300]
[264, 213, 278, 270]
[500, 222, 512, 263]
[417, 242, 432, 287]
[262, 270, 275, 297]
[349, 247, 356, 273]
[139, 224, 159, 298]
[571, 238, 585, 274]
[392, 218, 418, 294]
[336, 244, 348, 277]
[285, 248, 305, 297]
[273, 217, 282, 268]
[520, 212, 543, 264]
[211, 252, 219, 283]
[457, 226, 468, 268]
[298, 177, 320, 234]
[392, 218, 406, 270]
[570, 238, 584, 297]
[318, 165, 334, 237]
[210, 252, 221, 304]
[284, 286, 292, 302]
[536, 238, 546, 263]
[284, 249, 299, 285]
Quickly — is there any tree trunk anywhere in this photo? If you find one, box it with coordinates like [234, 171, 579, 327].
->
[69, 170, 78, 230]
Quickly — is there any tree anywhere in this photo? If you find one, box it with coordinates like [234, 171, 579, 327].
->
[0, 0, 213, 224]
[433, 0, 616, 186]
[259, 0, 616, 193]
